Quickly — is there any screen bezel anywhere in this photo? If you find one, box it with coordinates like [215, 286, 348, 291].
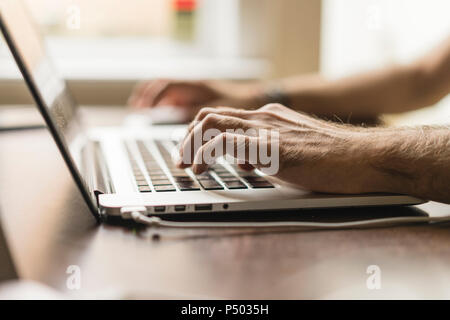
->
[0, 9, 100, 220]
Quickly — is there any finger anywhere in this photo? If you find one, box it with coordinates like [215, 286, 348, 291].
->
[178, 114, 253, 168]
[182, 106, 264, 153]
[151, 80, 203, 107]
[192, 132, 259, 174]
[237, 163, 255, 171]
[187, 107, 258, 133]
[128, 81, 150, 107]
[259, 103, 328, 128]
[149, 80, 179, 107]
[139, 79, 171, 107]
[179, 113, 252, 166]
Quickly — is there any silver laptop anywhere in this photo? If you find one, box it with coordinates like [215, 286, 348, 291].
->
[0, 0, 424, 223]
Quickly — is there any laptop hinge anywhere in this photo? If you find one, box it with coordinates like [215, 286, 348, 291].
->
[82, 140, 115, 206]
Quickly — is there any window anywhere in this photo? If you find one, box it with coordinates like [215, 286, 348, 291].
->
[0, 0, 269, 81]
[27, 0, 270, 80]
[320, 0, 450, 124]
[321, 0, 450, 78]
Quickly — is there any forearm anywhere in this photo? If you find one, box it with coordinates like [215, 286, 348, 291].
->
[257, 37, 450, 118]
[363, 126, 450, 203]
[278, 66, 424, 117]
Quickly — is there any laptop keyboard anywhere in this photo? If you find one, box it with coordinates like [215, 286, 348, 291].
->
[155, 141, 201, 191]
[125, 140, 274, 193]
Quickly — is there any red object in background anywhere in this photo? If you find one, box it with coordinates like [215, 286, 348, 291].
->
[173, 0, 197, 12]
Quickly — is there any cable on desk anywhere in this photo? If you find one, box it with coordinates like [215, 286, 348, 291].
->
[121, 207, 450, 230]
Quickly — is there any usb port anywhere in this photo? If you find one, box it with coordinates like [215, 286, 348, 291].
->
[195, 204, 212, 211]
[174, 205, 186, 212]
[154, 206, 166, 213]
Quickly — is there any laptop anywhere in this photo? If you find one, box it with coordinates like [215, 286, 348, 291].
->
[0, 0, 424, 224]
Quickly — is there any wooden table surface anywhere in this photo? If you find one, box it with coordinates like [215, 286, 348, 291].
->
[0, 107, 449, 299]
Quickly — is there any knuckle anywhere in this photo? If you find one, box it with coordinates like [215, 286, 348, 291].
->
[197, 107, 213, 118]
[260, 103, 285, 111]
[202, 113, 223, 129]
[203, 113, 219, 124]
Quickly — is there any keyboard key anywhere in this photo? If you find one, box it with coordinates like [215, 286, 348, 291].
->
[196, 172, 214, 179]
[242, 176, 267, 183]
[196, 175, 214, 181]
[177, 181, 200, 188]
[138, 186, 152, 192]
[177, 181, 201, 191]
[149, 174, 168, 180]
[137, 181, 148, 186]
[147, 169, 165, 175]
[224, 181, 247, 189]
[173, 176, 193, 182]
[152, 180, 172, 186]
[249, 181, 274, 188]
[154, 185, 176, 192]
[216, 173, 236, 178]
[172, 173, 191, 178]
[170, 169, 187, 174]
[199, 180, 224, 190]
[219, 177, 241, 182]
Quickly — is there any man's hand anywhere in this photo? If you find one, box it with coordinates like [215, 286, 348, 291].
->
[177, 103, 450, 203]
[128, 79, 262, 120]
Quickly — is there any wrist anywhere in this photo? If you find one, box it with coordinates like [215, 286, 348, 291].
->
[357, 129, 418, 195]
[211, 81, 265, 109]
[261, 84, 292, 107]
[231, 81, 293, 109]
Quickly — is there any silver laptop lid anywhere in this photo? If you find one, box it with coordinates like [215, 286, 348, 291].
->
[0, 0, 99, 218]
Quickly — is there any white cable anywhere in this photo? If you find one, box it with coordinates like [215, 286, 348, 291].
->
[122, 208, 450, 230]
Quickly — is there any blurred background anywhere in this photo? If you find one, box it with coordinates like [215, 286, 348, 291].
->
[0, 0, 449, 124]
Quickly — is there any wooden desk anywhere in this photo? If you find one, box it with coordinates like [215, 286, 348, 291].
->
[0, 107, 449, 299]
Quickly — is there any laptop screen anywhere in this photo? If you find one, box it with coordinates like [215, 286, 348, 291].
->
[0, 0, 99, 216]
